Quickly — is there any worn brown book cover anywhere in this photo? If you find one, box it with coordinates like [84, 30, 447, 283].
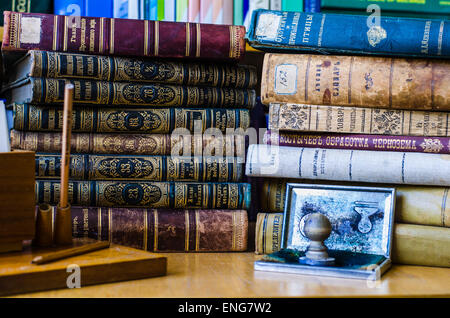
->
[70, 207, 248, 252]
[261, 53, 450, 110]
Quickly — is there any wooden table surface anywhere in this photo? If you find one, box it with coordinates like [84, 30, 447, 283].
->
[10, 252, 450, 298]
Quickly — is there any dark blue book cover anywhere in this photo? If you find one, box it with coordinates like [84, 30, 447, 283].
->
[247, 9, 450, 58]
[304, 0, 320, 12]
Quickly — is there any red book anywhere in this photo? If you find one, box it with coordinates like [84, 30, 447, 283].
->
[2, 11, 246, 61]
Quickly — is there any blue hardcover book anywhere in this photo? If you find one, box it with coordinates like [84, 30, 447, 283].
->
[150, 0, 158, 19]
[247, 9, 450, 58]
[304, 0, 320, 12]
[54, 0, 114, 18]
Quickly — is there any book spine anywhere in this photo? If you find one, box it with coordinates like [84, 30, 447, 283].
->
[247, 10, 450, 58]
[223, 0, 234, 25]
[233, 0, 244, 25]
[164, 0, 175, 21]
[244, 0, 269, 29]
[268, 103, 450, 136]
[35, 180, 252, 209]
[149, 0, 158, 20]
[12, 104, 251, 133]
[212, 0, 224, 25]
[245, 144, 450, 186]
[200, 0, 213, 23]
[70, 207, 248, 252]
[176, 0, 189, 22]
[304, 0, 319, 12]
[28, 51, 257, 88]
[282, 0, 303, 11]
[255, 213, 450, 267]
[157, 0, 165, 20]
[26, 78, 255, 108]
[0, 0, 52, 25]
[264, 131, 450, 154]
[11, 130, 245, 157]
[392, 223, 450, 267]
[262, 53, 450, 110]
[188, 0, 200, 23]
[35, 153, 244, 182]
[260, 179, 450, 228]
[270, 0, 281, 11]
[2, 11, 246, 61]
[321, 0, 450, 14]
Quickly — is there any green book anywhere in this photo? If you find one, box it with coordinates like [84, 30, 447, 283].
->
[282, 0, 303, 12]
[157, 0, 165, 20]
[234, 0, 244, 25]
[0, 0, 53, 25]
[321, 0, 450, 14]
[176, 0, 189, 22]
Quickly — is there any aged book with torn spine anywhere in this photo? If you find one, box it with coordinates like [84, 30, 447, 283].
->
[11, 130, 246, 156]
[263, 131, 450, 154]
[261, 53, 450, 110]
[2, 11, 246, 61]
[6, 78, 256, 108]
[7, 51, 257, 88]
[255, 213, 450, 267]
[247, 10, 450, 58]
[259, 179, 450, 228]
[35, 153, 244, 182]
[268, 103, 450, 137]
[35, 180, 251, 209]
[12, 104, 251, 133]
[245, 144, 450, 186]
[70, 207, 248, 252]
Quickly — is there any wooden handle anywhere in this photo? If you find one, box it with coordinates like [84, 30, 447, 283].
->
[32, 241, 110, 265]
[60, 83, 73, 208]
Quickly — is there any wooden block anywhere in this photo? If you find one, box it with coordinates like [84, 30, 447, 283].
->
[0, 238, 167, 296]
[0, 150, 35, 244]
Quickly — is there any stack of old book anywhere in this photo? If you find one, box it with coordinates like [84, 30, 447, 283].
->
[245, 9, 450, 267]
[1, 10, 257, 252]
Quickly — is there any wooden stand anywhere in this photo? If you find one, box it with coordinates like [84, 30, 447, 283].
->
[0, 238, 167, 296]
[0, 150, 35, 253]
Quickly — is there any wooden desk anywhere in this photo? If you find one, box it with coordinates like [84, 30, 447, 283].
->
[9, 253, 450, 297]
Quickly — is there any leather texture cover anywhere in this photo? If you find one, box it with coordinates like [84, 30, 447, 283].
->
[2, 11, 246, 61]
[71, 207, 248, 252]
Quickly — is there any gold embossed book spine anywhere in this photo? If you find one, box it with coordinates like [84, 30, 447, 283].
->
[12, 104, 251, 133]
[34, 153, 244, 182]
[35, 180, 251, 209]
[70, 207, 248, 252]
[9, 78, 256, 108]
[11, 51, 257, 88]
[11, 130, 246, 156]
[3, 11, 246, 61]
[268, 103, 450, 137]
[261, 53, 450, 110]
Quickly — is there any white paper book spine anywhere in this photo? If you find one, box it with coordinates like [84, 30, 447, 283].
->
[245, 144, 450, 186]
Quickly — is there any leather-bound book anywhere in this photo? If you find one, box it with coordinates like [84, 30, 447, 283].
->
[35, 180, 251, 209]
[2, 11, 246, 61]
[11, 104, 251, 133]
[70, 207, 248, 252]
[7, 51, 257, 89]
[34, 153, 244, 182]
[6, 77, 256, 108]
